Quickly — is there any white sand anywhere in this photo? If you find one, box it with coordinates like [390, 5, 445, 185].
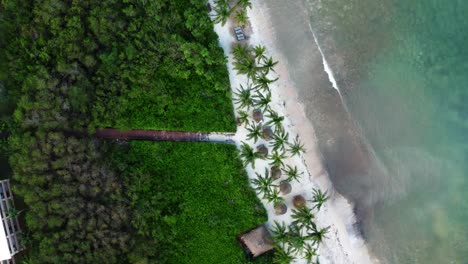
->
[211, 1, 376, 263]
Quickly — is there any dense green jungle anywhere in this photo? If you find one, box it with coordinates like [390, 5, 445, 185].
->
[0, 1, 269, 263]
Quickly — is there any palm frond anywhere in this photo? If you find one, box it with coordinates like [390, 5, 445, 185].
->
[239, 141, 263, 168]
[233, 83, 253, 109]
[252, 91, 271, 112]
[251, 168, 275, 198]
[271, 130, 289, 151]
[268, 150, 287, 168]
[310, 188, 328, 211]
[265, 109, 285, 132]
[288, 137, 306, 157]
[282, 165, 303, 182]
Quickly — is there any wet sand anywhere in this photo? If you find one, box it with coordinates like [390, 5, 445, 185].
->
[261, 0, 379, 238]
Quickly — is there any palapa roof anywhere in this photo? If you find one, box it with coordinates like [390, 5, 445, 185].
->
[237, 224, 274, 259]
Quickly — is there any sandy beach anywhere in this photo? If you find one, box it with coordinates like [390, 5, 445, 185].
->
[211, 0, 375, 263]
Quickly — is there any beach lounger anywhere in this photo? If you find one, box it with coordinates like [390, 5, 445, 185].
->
[236, 33, 245, 41]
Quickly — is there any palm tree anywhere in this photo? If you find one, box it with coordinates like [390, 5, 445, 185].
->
[236, 110, 249, 126]
[253, 91, 271, 112]
[253, 74, 278, 93]
[212, 0, 231, 26]
[233, 57, 258, 80]
[252, 45, 267, 63]
[6, 207, 23, 219]
[232, 44, 251, 61]
[239, 141, 263, 168]
[283, 165, 303, 183]
[260, 56, 278, 74]
[234, 83, 253, 110]
[235, 9, 249, 26]
[273, 245, 295, 264]
[287, 224, 310, 254]
[291, 206, 315, 230]
[288, 137, 306, 157]
[271, 130, 289, 151]
[307, 226, 330, 245]
[234, 0, 253, 10]
[303, 243, 318, 264]
[268, 150, 287, 168]
[251, 168, 275, 198]
[270, 221, 288, 243]
[266, 187, 284, 206]
[265, 109, 284, 132]
[311, 188, 328, 211]
[246, 121, 262, 143]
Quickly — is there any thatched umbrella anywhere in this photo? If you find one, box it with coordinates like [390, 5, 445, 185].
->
[279, 181, 291, 195]
[270, 166, 281, 180]
[256, 144, 269, 158]
[262, 126, 274, 141]
[293, 195, 306, 208]
[274, 202, 287, 215]
[253, 109, 263, 123]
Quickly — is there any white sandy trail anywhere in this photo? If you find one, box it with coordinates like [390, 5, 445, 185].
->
[211, 1, 376, 263]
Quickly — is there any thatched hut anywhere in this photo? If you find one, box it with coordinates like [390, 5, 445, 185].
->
[237, 224, 274, 260]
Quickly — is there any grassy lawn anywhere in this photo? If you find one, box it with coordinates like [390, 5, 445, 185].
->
[113, 142, 271, 263]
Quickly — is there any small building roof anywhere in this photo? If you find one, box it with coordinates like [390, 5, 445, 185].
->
[237, 224, 274, 259]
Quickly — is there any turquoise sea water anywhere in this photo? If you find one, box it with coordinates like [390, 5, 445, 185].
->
[307, 0, 468, 263]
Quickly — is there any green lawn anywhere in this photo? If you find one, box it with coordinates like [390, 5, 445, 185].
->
[113, 142, 271, 263]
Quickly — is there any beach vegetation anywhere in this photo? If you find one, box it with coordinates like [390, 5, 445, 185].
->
[283, 165, 304, 183]
[303, 243, 318, 263]
[273, 245, 296, 264]
[311, 188, 329, 211]
[212, 0, 231, 25]
[254, 74, 278, 93]
[234, 83, 254, 109]
[307, 226, 330, 244]
[291, 206, 315, 230]
[235, 9, 249, 26]
[260, 57, 279, 74]
[253, 91, 272, 112]
[287, 225, 310, 254]
[265, 187, 284, 206]
[246, 121, 263, 143]
[288, 138, 306, 157]
[265, 110, 285, 132]
[234, 0, 253, 10]
[253, 45, 267, 63]
[232, 44, 251, 61]
[268, 150, 287, 168]
[236, 110, 250, 126]
[240, 141, 263, 168]
[213, 0, 252, 26]
[271, 221, 288, 243]
[251, 168, 276, 198]
[271, 130, 290, 151]
[233, 55, 259, 80]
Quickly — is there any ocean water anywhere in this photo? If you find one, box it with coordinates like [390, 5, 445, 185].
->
[263, 0, 468, 263]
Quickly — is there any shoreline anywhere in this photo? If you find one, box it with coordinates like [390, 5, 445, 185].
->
[212, 1, 375, 263]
